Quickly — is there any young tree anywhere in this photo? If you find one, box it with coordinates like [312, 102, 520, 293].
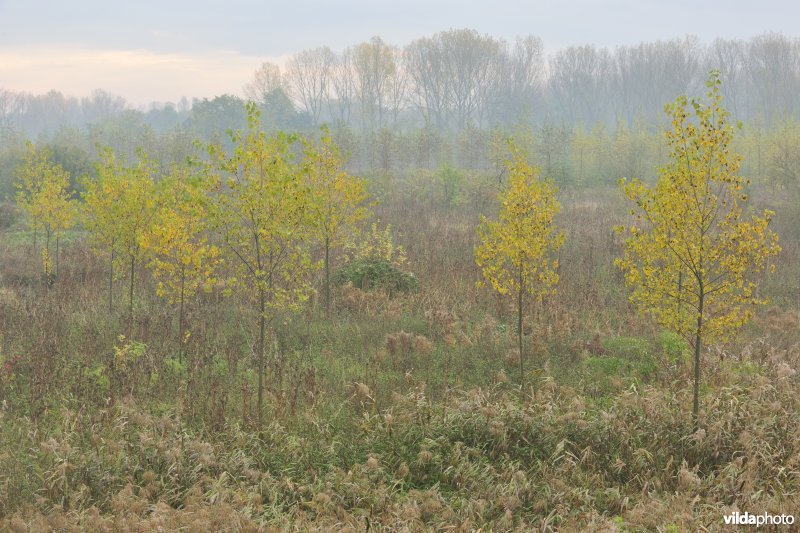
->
[83, 147, 159, 321]
[141, 167, 221, 362]
[206, 103, 314, 429]
[303, 126, 371, 313]
[15, 141, 46, 256]
[615, 73, 781, 427]
[475, 141, 564, 386]
[83, 149, 121, 313]
[765, 120, 800, 194]
[16, 142, 77, 285]
[33, 167, 77, 284]
[16, 143, 62, 256]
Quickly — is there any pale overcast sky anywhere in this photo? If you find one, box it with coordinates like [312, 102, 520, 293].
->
[0, 0, 798, 106]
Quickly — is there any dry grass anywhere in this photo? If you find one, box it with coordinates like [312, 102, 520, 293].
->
[2, 355, 799, 530]
[0, 179, 798, 530]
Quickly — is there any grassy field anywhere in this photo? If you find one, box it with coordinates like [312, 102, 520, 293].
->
[0, 177, 798, 530]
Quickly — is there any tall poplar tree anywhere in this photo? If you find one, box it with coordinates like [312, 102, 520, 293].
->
[206, 103, 314, 429]
[475, 141, 564, 386]
[616, 72, 781, 427]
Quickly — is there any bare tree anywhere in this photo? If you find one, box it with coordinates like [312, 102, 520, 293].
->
[385, 48, 409, 128]
[243, 62, 285, 105]
[405, 35, 449, 129]
[441, 29, 503, 129]
[705, 38, 747, 119]
[286, 47, 335, 126]
[0, 89, 23, 135]
[497, 36, 545, 122]
[745, 33, 800, 124]
[353, 37, 395, 131]
[80, 89, 126, 125]
[329, 48, 356, 125]
[405, 29, 504, 130]
[548, 45, 613, 126]
[612, 37, 701, 126]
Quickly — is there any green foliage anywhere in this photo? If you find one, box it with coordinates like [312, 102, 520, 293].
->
[581, 336, 662, 397]
[303, 125, 373, 310]
[206, 103, 314, 314]
[164, 356, 187, 376]
[204, 103, 317, 429]
[602, 336, 650, 361]
[186, 95, 248, 144]
[85, 363, 110, 393]
[82, 146, 159, 314]
[605, 336, 659, 378]
[343, 221, 408, 267]
[15, 141, 77, 280]
[475, 141, 563, 300]
[616, 73, 781, 346]
[765, 119, 800, 191]
[141, 167, 220, 304]
[433, 162, 466, 206]
[616, 72, 782, 421]
[476, 139, 564, 382]
[655, 330, 690, 364]
[584, 355, 627, 375]
[333, 258, 418, 294]
[260, 88, 309, 131]
[113, 337, 147, 368]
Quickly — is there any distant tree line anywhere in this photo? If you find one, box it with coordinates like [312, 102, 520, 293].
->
[3, 31, 800, 142]
[1, 31, 800, 199]
[243, 31, 800, 131]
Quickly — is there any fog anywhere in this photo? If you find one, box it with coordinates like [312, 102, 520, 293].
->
[2, 0, 800, 104]
[2, 31, 800, 140]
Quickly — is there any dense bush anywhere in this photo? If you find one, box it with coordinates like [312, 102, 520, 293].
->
[332, 258, 418, 295]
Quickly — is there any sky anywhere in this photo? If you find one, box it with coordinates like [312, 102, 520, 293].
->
[1, 0, 798, 107]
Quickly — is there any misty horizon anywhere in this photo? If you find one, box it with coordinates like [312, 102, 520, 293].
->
[0, 30, 796, 108]
[2, 0, 800, 105]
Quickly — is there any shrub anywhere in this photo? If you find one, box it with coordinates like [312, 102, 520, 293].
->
[333, 258, 418, 295]
[602, 335, 660, 381]
[655, 330, 690, 365]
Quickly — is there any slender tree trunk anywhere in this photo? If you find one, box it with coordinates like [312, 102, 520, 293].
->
[518, 269, 524, 389]
[324, 236, 330, 315]
[257, 289, 266, 431]
[55, 234, 60, 279]
[45, 231, 51, 288]
[109, 249, 114, 314]
[178, 264, 186, 364]
[756, 132, 762, 179]
[692, 290, 704, 431]
[129, 254, 135, 329]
